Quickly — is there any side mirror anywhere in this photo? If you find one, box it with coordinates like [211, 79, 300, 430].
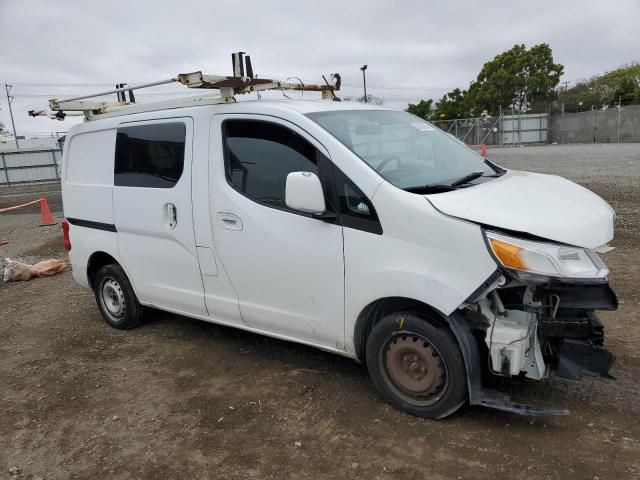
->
[285, 171, 326, 215]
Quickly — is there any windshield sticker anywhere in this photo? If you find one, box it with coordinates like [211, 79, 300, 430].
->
[411, 123, 435, 131]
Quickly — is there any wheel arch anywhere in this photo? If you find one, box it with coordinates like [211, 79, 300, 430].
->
[354, 296, 483, 407]
[87, 251, 119, 290]
[353, 296, 452, 363]
[87, 251, 147, 307]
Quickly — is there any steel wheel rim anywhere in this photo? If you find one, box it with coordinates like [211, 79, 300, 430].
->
[100, 277, 126, 322]
[379, 332, 448, 407]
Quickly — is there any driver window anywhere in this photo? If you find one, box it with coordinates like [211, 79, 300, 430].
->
[223, 120, 319, 210]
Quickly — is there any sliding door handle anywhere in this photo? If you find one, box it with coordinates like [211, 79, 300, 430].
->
[166, 203, 177, 230]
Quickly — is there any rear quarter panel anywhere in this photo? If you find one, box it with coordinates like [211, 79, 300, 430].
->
[62, 128, 116, 224]
[62, 126, 117, 288]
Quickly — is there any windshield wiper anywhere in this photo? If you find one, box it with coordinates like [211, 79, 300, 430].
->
[450, 170, 485, 187]
[404, 170, 497, 194]
[403, 184, 456, 194]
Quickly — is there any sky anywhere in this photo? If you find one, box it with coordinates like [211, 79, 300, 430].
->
[1, 0, 639, 136]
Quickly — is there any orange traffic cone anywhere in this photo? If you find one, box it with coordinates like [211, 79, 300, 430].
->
[39, 195, 56, 226]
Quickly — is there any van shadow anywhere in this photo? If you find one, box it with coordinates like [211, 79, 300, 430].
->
[142, 309, 584, 427]
[142, 308, 367, 377]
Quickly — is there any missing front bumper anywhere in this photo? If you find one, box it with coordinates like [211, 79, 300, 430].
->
[555, 339, 616, 380]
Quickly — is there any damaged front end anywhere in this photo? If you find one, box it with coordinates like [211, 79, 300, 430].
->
[474, 283, 617, 382]
[453, 230, 618, 416]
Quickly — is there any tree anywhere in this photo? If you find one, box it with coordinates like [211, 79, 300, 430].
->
[0, 109, 7, 135]
[558, 63, 640, 111]
[434, 88, 468, 120]
[406, 99, 433, 120]
[466, 44, 563, 114]
[405, 44, 563, 118]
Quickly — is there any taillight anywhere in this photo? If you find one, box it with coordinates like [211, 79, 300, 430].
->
[61, 218, 71, 251]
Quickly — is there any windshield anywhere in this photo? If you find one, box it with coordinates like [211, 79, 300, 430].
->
[307, 110, 497, 190]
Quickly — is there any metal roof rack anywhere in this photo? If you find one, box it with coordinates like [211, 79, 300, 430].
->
[29, 52, 341, 121]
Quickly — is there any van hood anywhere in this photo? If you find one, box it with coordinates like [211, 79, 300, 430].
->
[425, 170, 614, 249]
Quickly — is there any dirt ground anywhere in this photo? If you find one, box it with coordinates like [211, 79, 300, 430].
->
[1, 144, 639, 480]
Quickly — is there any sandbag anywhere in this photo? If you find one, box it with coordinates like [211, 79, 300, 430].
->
[3, 258, 68, 282]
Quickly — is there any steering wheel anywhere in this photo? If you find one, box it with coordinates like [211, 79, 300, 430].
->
[376, 156, 402, 173]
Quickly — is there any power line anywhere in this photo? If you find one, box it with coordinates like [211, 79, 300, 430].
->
[341, 83, 450, 91]
[12, 92, 205, 98]
[10, 82, 117, 87]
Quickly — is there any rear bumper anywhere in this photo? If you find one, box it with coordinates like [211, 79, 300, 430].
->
[71, 263, 91, 290]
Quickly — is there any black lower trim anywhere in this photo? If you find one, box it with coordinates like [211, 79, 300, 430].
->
[67, 217, 117, 232]
[555, 339, 615, 381]
[537, 284, 618, 311]
[449, 312, 569, 416]
[474, 389, 569, 416]
[341, 215, 383, 235]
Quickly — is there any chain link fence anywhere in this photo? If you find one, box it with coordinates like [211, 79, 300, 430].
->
[432, 113, 549, 146]
[431, 105, 640, 145]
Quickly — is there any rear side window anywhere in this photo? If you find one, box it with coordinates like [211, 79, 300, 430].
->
[223, 120, 318, 209]
[115, 122, 185, 188]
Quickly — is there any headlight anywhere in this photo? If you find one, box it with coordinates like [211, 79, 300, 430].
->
[485, 231, 609, 281]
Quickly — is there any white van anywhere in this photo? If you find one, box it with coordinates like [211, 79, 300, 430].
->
[60, 99, 617, 419]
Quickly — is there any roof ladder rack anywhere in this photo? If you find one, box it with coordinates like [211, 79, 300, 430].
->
[29, 51, 341, 120]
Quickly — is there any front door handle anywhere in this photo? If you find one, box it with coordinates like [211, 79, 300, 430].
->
[217, 212, 243, 231]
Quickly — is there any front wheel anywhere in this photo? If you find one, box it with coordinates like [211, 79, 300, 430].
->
[365, 312, 467, 419]
[94, 264, 144, 330]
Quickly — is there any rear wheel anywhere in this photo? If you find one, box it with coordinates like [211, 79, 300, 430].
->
[365, 311, 467, 419]
[94, 264, 143, 329]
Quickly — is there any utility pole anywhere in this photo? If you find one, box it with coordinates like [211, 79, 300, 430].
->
[561, 101, 565, 144]
[360, 65, 368, 103]
[4, 83, 19, 150]
[498, 105, 503, 146]
[617, 94, 622, 143]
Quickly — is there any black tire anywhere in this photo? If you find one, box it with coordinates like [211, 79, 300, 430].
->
[365, 311, 467, 419]
[93, 264, 144, 330]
